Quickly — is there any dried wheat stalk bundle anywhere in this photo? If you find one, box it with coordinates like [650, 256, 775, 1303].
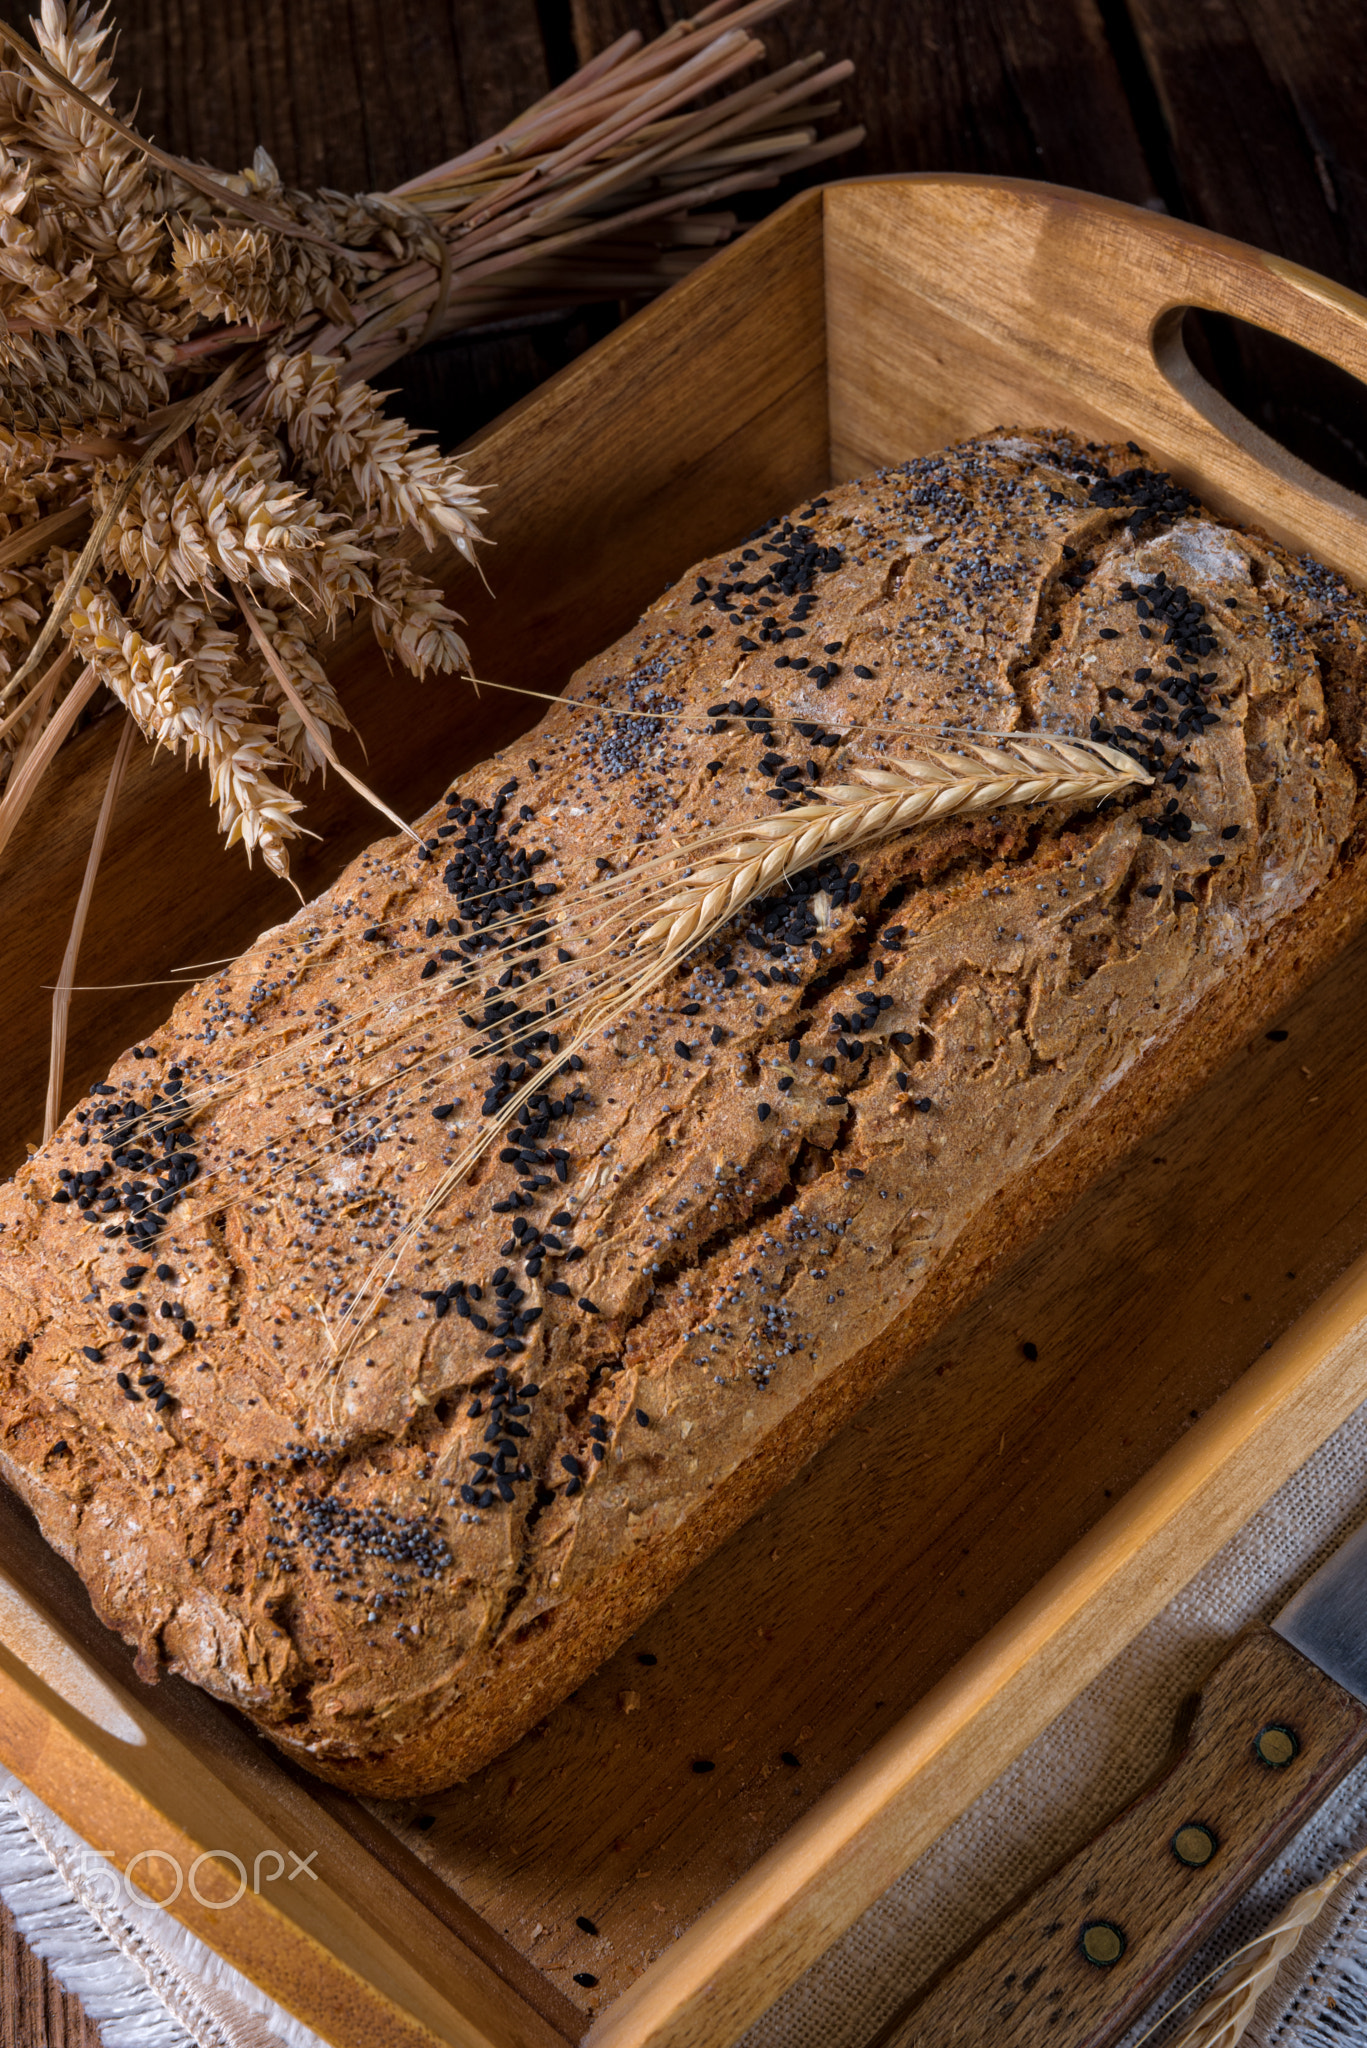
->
[0, 0, 859, 1132]
[0, 0, 859, 879]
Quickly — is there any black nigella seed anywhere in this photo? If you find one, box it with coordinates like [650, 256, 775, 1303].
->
[1266, 1028, 1289, 1042]
[573, 1973, 598, 1989]
[1221, 824, 1239, 839]
[82, 1346, 102, 1363]
[756, 1102, 772, 1121]
[637, 1651, 657, 1665]
[578, 1297, 600, 1314]
[692, 1759, 715, 1774]
[780, 1751, 801, 1768]
[636, 1409, 650, 1427]
[180, 1320, 196, 1340]
[576, 1916, 599, 1936]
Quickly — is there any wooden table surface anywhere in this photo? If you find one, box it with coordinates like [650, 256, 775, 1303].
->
[1, 1, 1365, 2042]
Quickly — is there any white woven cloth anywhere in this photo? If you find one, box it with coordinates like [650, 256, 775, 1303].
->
[10, 1403, 1367, 2048]
[0, 1770, 328, 2048]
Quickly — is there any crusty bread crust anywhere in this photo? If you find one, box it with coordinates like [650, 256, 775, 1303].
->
[3, 430, 1366, 1796]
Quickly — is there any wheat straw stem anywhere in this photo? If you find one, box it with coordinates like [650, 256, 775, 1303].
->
[450, 32, 764, 240]
[0, 648, 74, 752]
[167, 740, 1145, 1193]
[231, 583, 420, 852]
[137, 739, 1144, 1189]
[45, 713, 137, 1143]
[453, 672, 1135, 759]
[0, 499, 92, 576]
[0, 662, 101, 870]
[1130, 1847, 1367, 2048]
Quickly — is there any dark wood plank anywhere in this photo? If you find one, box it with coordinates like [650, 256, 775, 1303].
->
[1124, 0, 1367, 493]
[1126, 0, 1367, 283]
[570, 0, 1160, 203]
[0, 1892, 101, 2048]
[44, 0, 549, 190]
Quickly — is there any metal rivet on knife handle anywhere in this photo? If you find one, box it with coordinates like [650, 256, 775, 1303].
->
[1079, 1921, 1126, 1967]
[1171, 1822, 1218, 1867]
[1254, 1723, 1300, 1767]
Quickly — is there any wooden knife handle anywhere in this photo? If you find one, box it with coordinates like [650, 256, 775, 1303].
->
[878, 1624, 1367, 2048]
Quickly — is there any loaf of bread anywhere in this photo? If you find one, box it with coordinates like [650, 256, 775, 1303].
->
[3, 429, 1366, 1797]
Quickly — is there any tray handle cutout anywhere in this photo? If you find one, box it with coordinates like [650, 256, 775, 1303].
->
[1054, 185, 1367, 580]
[1172, 309, 1367, 500]
[826, 178, 1367, 588]
[1153, 302, 1367, 526]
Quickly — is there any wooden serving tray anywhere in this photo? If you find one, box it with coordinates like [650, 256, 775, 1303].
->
[4, 175, 1367, 2048]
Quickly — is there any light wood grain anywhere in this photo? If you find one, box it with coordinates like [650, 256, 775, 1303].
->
[3, 176, 1367, 2048]
[883, 1626, 1367, 2045]
[825, 177, 1367, 578]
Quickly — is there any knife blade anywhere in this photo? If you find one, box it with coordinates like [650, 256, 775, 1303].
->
[872, 1521, 1367, 2048]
